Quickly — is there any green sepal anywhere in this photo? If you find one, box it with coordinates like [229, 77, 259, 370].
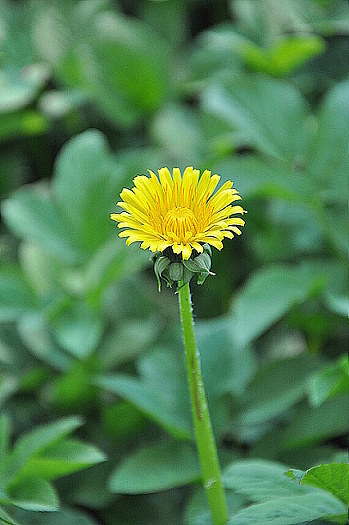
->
[153, 255, 171, 292]
[203, 243, 212, 257]
[182, 246, 215, 286]
[152, 244, 214, 291]
[169, 263, 184, 282]
[183, 265, 194, 284]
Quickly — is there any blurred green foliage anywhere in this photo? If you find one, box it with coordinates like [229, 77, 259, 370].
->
[0, 0, 348, 524]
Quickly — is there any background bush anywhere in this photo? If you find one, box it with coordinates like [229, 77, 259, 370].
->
[0, 1, 348, 524]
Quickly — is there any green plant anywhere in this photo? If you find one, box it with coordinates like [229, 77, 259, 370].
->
[0, 416, 104, 524]
[0, 0, 348, 523]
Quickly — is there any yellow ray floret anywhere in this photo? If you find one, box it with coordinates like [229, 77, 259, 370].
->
[110, 166, 246, 260]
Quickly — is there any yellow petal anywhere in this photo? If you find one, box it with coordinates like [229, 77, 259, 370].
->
[206, 174, 221, 199]
[182, 244, 192, 260]
[172, 167, 182, 185]
[158, 167, 173, 190]
[190, 242, 203, 253]
[197, 169, 211, 201]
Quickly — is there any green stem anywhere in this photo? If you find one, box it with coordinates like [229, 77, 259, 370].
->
[178, 281, 229, 525]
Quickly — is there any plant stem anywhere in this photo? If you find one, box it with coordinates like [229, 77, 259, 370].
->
[178, 281, 229, 525]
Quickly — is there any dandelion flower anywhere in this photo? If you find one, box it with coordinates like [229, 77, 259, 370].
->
[111, 166, 246, 260]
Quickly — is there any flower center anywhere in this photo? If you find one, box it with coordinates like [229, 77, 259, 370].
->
[163, 207, 198, 242]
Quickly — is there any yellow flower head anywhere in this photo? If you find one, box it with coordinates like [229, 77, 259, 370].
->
[111, 166, 246, 260]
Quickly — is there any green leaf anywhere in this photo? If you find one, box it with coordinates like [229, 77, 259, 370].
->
[223, 460, 307, 501]
[196, 317, 257, 398]
[0, 111, 49, 143]
[34, 6, 172, 126]
[236, 36, 326, 77]
[197, 316, 257, 438]
[17, 313, 71, 372]
[202, 76, 308, 160]
[98, 316, 257, 440]
[84, 240, 149, 302]
[229, 264, 323, 347]
[58, 462, 113, 510]
[187, 25, 242, 88]
[0, 268, 37, 322]
[102, 401, 145, 441]
[0, 0, 37, 69]
[0, 507, 20, 525]
[0, 376, 19, 410]
[231, 0, 348, 40]
[286, 463, 349, 506]
[285, 469, 304, 483]
[17, 439, 106, 481]
[185, 489, 246, 525]
[228, 492, 347, 525]
[38, 89, 85, 118]
[9, 417, 83, 480]
[0, 415, 11, 488]
[150, 103, 205, 163]
[0, 66, 49, 112]
[324, 291, 349, 318]
[92, 12, 172, 118]
[18, 241, 67, 298]
[8, 478, 59, 512]
[307, 79, 349, 199]
[1, 186, 81, 264]
[53, 130, 123, 252]
[280, 394, 349, 450]
[2, 130, 128, 271]
[11, 507, 98, 525]
[0, 416, 10, 467]
[308, 356, 349, 406]
[238, 355, 319, 426]
[100, 318, 160, 369]
[96, 345, 192, 439]
[254, 394, 349, 454]
[50, 362, 97, 410]
[223, 456, 348, 523]
[50, 301, 103, 359]
[109, 441, 200, 493]
[215, 155, 318, 204]
[140, 0, 187, 47]
[96, 370, 192, 440]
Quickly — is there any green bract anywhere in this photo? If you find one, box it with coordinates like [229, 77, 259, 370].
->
[152, 244, 215, 291]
